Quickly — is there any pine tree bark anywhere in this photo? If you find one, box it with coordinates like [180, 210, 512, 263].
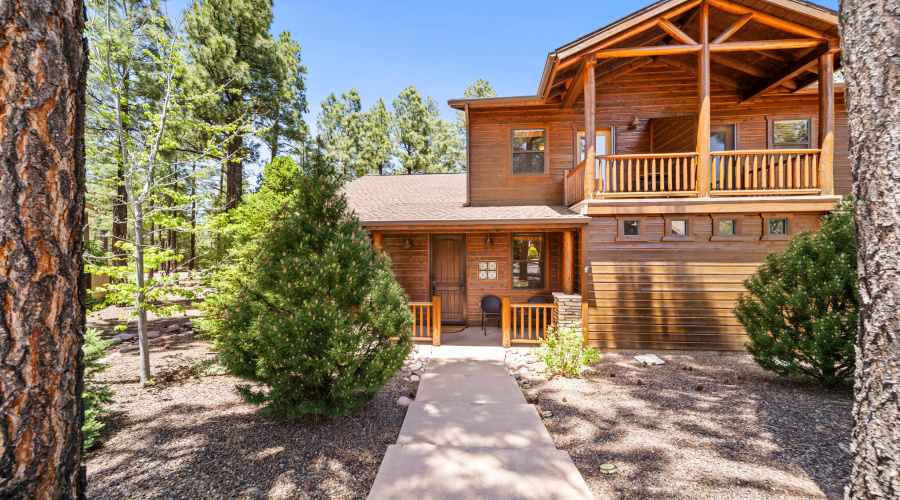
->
[0, 0, 88, 498]
[113, 76, 129, 266]
[840, 1, 900, 498]
[225, 133, 243, 210]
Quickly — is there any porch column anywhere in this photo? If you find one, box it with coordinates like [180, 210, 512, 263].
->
[372, 232, 383, 252]
[584, 59, 597, 201]
[696, 0, 712, 198]
[818, 49, 835, 196]
[562, 230, 575, 294]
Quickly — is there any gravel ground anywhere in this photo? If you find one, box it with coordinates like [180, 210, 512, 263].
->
[84, 326, 415, 499]
[527, 353, 853, 500]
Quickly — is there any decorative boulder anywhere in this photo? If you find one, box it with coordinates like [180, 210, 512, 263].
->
[397, 396, 412, 408]
[147, 330, 162, 339]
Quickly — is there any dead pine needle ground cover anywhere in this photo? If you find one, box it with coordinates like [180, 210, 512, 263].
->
[529, 353, 853, 500]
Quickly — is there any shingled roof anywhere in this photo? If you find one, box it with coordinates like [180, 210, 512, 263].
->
[342, 173, 588, 226]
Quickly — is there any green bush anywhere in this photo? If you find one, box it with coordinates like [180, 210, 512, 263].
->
[200, 162, 412, 419]
[83, 328, 114, 449]
[534, 324, 600, 377]
[734, 197, 858, 387]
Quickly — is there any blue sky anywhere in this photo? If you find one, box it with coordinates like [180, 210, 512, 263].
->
[169, 0, 839, 131]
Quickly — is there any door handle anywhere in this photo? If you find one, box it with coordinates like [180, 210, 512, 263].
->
[459, 283, 466, 291]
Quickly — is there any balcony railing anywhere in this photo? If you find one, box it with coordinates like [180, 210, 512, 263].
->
[567, 149, 824, 204]
[710, 149, 822, 196]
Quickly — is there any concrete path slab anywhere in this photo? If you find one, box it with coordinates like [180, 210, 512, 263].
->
[413, 373, 525, 404]
[368, 444, 593, 500]
[397, 402, 556, 449]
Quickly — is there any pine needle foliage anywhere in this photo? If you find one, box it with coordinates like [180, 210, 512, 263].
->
[734, 197, 858, 387]
[202, 163, 412, 418]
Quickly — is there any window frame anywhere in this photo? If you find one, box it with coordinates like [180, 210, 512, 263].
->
[510, 232, 547, 290]
[510, 128, 548, 175]
[768, 118, 815, 150]
[761, 214, 791, 241]
[616, 216, 650, 242]
[663, 216, 696, 242]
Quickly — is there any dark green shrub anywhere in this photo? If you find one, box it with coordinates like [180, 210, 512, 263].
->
[83, 328, 114, 449]
[200, 163, 412, 418]
[734, 197, 858, 387]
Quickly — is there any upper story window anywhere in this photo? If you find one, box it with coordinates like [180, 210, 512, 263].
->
[512, 233, 545, 289]
[772, 119, 811, 149]
[511, 129, 546, 174]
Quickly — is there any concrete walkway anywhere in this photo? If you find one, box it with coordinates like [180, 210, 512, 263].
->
[368, 346, 593, 500]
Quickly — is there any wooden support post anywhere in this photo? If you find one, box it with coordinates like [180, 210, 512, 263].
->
[372, 232, 383, 251]
[818, 51, 835, 196]
[584, 60, 596, 201]
[432, 296, 441, 346]
[562, 231, 574, 294]
[501, 297, 511, 348]
[697, 0, 712, 198]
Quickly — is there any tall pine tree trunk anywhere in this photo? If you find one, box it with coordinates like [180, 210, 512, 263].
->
[113, 76, 129, 266]
[190, 162, 196, 272]
[0, 1, 88, 497]
[840, 1, 900, 498]
[225, 133, 243, 210]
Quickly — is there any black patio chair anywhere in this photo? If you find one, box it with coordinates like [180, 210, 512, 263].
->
[479, 295, 502, 335]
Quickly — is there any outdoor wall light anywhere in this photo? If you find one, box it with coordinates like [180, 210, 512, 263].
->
[403, 237, 413, 249]
[630, 115, 641, 128]
[485, 235, 493, 247]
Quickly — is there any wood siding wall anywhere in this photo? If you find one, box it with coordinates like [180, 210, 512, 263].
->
[467, 60, 852, 206]
[650, 116, 698, 153]
[583, 212, 823, 351]
[380, 232, 563, 326]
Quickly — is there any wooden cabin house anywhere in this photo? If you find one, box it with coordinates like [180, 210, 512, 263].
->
[343, 0, 847, 352]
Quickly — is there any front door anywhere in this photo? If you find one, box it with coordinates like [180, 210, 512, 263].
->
[431, 235, 466, 325]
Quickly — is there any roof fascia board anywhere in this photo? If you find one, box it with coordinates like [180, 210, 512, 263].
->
[360, 217, 591, 227]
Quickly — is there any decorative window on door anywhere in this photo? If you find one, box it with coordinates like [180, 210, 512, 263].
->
[477, 260, 498, 280]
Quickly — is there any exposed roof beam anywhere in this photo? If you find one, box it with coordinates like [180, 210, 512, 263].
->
[742, 43, 838, 103]
[792, 73, 821, 93]
[711, 38, 825, 53]
[657, 56, 752, 91]
[540, 57, 559, 103]
[557, 0, 702, 70]
[657, 18, 697, 45]
[560, 57, 590, 109]
[708, 0, 837, 41]
[595, 43, 700, 59]
[712, 13, 753, 43]
[710, 53, 770, 78]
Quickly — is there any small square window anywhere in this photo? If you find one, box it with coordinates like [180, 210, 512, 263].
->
[670, 219, 689, 237]
[769, 218, 788, 236]
[623, 220, 641, 237]
[773, 119, 811, 149]
[718, 219, 737, 237]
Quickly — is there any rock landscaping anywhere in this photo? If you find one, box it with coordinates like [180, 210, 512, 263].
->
[528, 352, 853, 500]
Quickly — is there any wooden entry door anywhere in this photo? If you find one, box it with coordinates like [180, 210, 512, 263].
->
[431, 235, 466, 325]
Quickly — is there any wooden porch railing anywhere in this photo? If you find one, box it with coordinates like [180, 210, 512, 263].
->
[500, 297, 557, 348]
[709, 149, 822, 196]
[564, 160, 586, 205]
[596, 153, 699, 198]
[408, 296, 441, 346]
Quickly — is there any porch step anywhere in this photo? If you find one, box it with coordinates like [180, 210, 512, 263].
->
[396, 402, 556, 449]
[414, 373, 524, 404]
[367, 444, 593, 500]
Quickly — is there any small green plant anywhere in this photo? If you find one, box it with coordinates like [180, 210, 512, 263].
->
[735, 197, 858, 387]
[534, 324, 600, 377]
[189, 356, 229, 378]
[83, 328, 114, 449]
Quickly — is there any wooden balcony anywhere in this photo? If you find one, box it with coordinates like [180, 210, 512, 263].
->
[565, 149, 826, 205]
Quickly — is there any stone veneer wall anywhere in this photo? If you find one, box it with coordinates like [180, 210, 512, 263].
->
[552, 292, 583, 330]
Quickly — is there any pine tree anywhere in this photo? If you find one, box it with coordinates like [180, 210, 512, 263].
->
[201, 159, 413, 418]
[392, 86, 462, 174]
[734, 198, 858, 387]
[184, 0, 307, 210]
[360, 98, 394, 175]
[317, 89, 364, 180]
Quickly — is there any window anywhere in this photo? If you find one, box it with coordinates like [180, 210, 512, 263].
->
[718, 218, 737, 237]
[772, 119, 811, 149]
[512, 234, 545, 289]
[511, 129, 546, 174]
[670, 219, 689, 237]
[623, 220, 641, 237]
[768, 218, 788, 236]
